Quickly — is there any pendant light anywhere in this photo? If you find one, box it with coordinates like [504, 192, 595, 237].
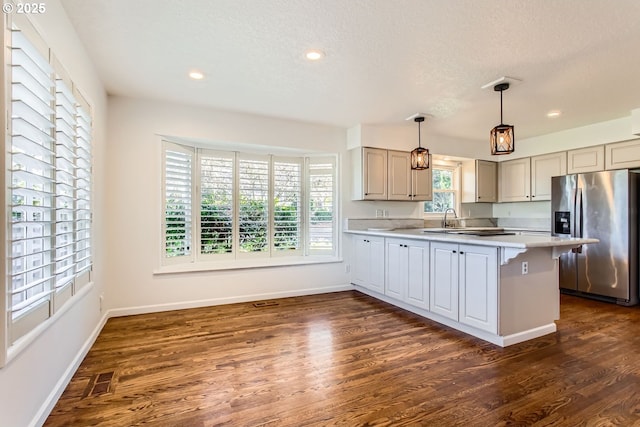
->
[490, 82, 515, 155]
[411, 116, 429, 169]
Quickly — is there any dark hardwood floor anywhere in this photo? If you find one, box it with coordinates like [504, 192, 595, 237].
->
[45, 291, 640, 426]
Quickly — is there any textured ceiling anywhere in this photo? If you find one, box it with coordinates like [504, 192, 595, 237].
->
[61, 0, 640, 143]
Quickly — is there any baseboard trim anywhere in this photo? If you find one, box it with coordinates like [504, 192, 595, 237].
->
[32, 311, 109, 427]
[108, 284, 354, 318]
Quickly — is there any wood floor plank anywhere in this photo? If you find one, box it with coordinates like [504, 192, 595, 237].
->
[45, 291, 640, 426]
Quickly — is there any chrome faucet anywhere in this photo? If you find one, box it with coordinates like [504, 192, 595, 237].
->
[442, 208, 458, 228]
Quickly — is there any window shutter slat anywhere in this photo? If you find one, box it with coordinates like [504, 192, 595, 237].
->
[164, 148, 193, 258]
[200, 153, 234, 255]
[238, 157, 269, 254]
[274, 159, 302, 252]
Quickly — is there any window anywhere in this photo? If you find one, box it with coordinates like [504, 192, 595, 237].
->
[424, 164, 459, 215]
[7, 18, 93, 343]
[162, 141, 337, 267]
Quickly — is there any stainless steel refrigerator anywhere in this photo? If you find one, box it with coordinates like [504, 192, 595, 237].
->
[551, 169, 639, 306]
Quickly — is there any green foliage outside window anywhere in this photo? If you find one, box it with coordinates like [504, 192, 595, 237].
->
[424, 168, 456, 213]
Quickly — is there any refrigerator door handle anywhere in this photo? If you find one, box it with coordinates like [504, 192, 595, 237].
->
[576, 188, 583, 238]
[571, 187, 577, 237]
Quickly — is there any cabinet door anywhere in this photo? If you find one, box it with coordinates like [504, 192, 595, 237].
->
[458, 245, 498, 333]
[352, 237, 370, 287]
[387, 150, 412, 201]
[385, 239, 407, 300]
[499, 158, 531, 202]
[363, 148, 388, 200]
[369, 236, 386, 294]
[531, 152, 567, 200]
[567, 146, 604, 174]
[411, 158, 433, 201]
[605, 138, 640, 170]
[475, 160, 498, 202]
[406, 241, 430, 310]
[429, 242, 459, 321]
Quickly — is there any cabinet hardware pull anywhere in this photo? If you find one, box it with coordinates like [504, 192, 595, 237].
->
[460, 251, 464, 254]
[453, 250, 457, 253]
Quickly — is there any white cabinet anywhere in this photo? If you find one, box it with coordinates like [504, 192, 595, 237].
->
[499, 153, 566, 202]
[410, 163, 433, 201]
[458, 245, 498, 333]
[353, 148, 432, 201]
[530, 152, 567, 200]
[462, 160, 497, 203]
[387, 150, 432, 201]
[352, 147, 388, 200]
[430, 242, 498, 333]
[352, 235, 385, 293]
[387, 150, 412, 201]
[499, 158, 531, 202]
[386, 238, 430, 309]
[430, 242, 459, 320]
[605, 138, 640, 170]
[567, 146, 605, 173]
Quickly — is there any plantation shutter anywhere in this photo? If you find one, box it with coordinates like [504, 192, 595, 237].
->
[163, 143, 194, 262]
[199, 150, 234, 257]
[273, 158, 302, 254]
[53, 69, 77, 307]
[74, 91, 93, 288]
[8, 23, 56, 339]
[238, 154, 269, 255]
[307, 157, 336, 255]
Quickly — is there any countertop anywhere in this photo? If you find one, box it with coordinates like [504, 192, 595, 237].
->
[344, 228, 598, 249]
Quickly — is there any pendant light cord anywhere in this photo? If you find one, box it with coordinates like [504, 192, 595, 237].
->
[418, 121, 422, 148]
[500, 89, 504, 125]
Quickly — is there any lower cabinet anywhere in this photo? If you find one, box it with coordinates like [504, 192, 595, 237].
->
[352, 235, 498, 335]
[352, 235, 385, 293]
[385, 238, 430, 309]
[430, 242, 498, 333]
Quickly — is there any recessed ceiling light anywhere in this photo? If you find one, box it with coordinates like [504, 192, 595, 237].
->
[547, 110, 562, 118]
[189, 70, 205, 80]
[305, 49, 325, 61]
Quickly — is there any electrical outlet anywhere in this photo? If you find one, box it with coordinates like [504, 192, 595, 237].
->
[521, 262, 529, 275]
[99, 294, 104, 312]
[375, 209, 383, 218]
[345, 264, 350, 273]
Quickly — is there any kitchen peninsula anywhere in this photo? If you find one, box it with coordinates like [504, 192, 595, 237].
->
[346, 227, 597, 346]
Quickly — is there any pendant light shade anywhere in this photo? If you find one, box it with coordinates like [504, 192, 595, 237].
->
[411, 116, 430, 169]
[490, 83, 515, 155]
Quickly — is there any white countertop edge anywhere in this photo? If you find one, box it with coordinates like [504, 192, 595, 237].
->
[344, 228, 597, 249]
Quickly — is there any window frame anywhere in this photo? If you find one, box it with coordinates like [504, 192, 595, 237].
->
[423, 161, 461, 219]
[160, 140, 339, 270]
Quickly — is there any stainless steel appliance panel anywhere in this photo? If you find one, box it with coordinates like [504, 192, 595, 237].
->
[575, 170, 630, 300]
[551, 170, 639, 305]
[551, 174, 577, 291]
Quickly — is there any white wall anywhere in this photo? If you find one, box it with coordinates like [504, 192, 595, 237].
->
[105, 96, 357, 314]
[0, 2, 108, 427]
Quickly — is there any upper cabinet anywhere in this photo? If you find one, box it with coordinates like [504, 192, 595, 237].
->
[499, 152, 566, 202]
[352, 147, 432, 201]
[530, 152, 567, 200]
[462, 160, 497, 203]
[567, 146, 605, 174]
[605, 138, 640, 170]
[499, 158, 531, 202]
[352, 147, 387, 200]
[387, 150, 412, 200]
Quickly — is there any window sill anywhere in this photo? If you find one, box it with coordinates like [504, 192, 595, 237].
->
[154, 256, 343, 275]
